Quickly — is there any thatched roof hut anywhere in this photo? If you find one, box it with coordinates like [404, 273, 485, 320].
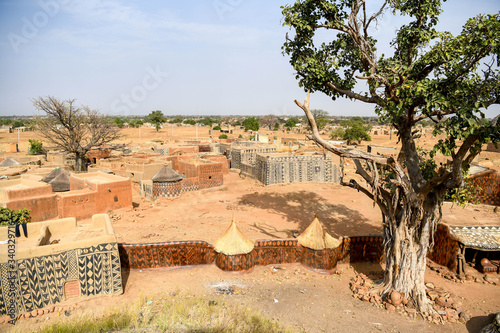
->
[41, 167, 70, 183]
[0, 158, 22, 167]
[214, 219, 254, 255]
[297, 215, 341, 250]
[48, 172, 71, 192]
[151, 166, 183, 182]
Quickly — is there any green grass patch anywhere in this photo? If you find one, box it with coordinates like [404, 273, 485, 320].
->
[28, 293, 297, 333]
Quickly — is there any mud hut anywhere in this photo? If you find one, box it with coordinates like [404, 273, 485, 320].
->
[48, 172, 71, 192]
[214, 219, 255, 271]
[41, 167, 70, 183]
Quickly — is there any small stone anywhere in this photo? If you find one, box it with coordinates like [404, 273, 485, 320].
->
[407, 308, 417, 315]
[25, 313, 31, 319]
[459, 312, 470, 322]
[466, 275, 474, 281]
[38, 309, 44, 316]
[50, 306, 55, 313]
[427, 291, 439, 300]
[31, 310, 38, 317]
[436, 297, 452, 308]
[445, 309, 459, 320]
[390, 290, 402, 306]
[425, 282, 435, 289]
[386, 303, 395, 311]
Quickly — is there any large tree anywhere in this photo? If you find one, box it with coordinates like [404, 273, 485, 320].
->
[148, 110, 166, 131]
[282, 0, 500, 313]
[34, 96, 121, 172]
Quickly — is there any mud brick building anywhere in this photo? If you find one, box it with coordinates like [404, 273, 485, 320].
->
[0, 214, 122, 316]
[468, 164, 500, 206]
[0, 171, 132, 222]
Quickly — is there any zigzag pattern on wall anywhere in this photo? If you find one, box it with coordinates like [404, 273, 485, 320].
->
[0, 242, 122, 315]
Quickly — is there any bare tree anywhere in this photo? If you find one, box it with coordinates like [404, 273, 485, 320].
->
[33, 96, 122, 171]
[259, 115, 278, 130]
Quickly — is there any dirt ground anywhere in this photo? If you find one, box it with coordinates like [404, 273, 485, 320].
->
[1, 127, 499, 332]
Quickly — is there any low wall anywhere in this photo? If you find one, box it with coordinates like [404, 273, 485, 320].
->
[428, 223, 460, 272]
[118, 236, 385, 271]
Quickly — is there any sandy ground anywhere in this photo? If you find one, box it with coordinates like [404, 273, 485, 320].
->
[1, 127, 499, 332]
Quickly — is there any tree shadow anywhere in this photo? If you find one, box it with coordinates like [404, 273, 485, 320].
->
[466, 313, 496, 333]
[237, 190, 381, 238]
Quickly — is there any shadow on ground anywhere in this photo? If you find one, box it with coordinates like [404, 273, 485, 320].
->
[237, 190, 381, 238]
[466, 313, 496, 333]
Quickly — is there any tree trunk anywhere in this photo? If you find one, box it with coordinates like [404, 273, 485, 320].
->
[74, 152, 87, 172]
[380, 191, 443, 312]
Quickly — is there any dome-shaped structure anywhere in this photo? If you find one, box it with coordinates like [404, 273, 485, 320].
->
[151, 166, 183, 182]
[297, 215, 341, 250]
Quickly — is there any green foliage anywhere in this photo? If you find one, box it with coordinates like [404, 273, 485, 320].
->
[232, 120, 241, 126]
[0, 207, 32, 226]
[113, 118, 124, 128]
[243, 117, 260, 131]
[28, 139, 43, 155]
[147, 111, 166, 131]
[184, 119, 196, 125]
[0, 118, 12, 126]
[218, 134, 228, 139]
[444, 173, 482, 207]
[338, 119, 371, 145]
[249, 135, 255, 140]
[329, 127, 345, 140]
[285, 118, 299, 128]
[238, 134, 243, 139]
[213, 125, 222, 130]
[199, 117, 215, 127]
[12, 120, 24, 128]
[273, 122, 280, 131]
[168, 116, 184, 124]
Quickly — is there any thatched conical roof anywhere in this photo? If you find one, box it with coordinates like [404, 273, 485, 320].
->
[41, 167, 70, 183]
[297, 215, 341, 250]
[0, 158, 22, 167]
[48, 172, 71, 192]
[214, 219, 254, 255]
[151, 166, 183, 182]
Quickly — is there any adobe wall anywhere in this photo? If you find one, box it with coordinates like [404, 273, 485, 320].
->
[427, 223, 460, 272]
[5, 195, 58, 222]
[198, 162, 223, 189]
[468, 170, 500, 206]
[70, 176, 88, 191]
[202, 155, 230, 174]
[0, 180, 53, 201]
[56, 190, 97, 220]
[118, 235, 385, 272]
[177, 160, 199, 178]
[95, 179, 133, 213]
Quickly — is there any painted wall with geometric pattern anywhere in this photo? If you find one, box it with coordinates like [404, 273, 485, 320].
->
[0, 242, 122, 315]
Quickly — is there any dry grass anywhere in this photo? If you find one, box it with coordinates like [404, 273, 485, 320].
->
[23, 293, 297, 333]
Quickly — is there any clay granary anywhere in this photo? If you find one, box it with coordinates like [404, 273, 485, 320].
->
[0, 169, 132, 221]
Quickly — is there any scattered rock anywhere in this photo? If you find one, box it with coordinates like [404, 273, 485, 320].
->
[386, 303, 395, 311]
[390, 290, 402, 306]
[425, 282, 435, 289]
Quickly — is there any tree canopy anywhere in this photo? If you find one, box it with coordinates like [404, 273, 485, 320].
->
[33, 96, 121, 171]
[148, 111, 166, 131]
[243, 117, 260, 131]
[283, 0, 500, 313]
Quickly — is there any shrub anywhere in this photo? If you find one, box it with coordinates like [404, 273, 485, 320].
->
[218, 134, 228, 139]
[213, 125, 222, 130]
[0, 207, 32, 226]
[29, 139, 43, 155]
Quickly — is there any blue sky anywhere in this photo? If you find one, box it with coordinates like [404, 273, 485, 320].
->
[0, 0, 499, 117]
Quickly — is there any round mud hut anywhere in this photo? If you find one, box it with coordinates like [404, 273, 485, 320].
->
[214, 219, 255, 271]
[151, 166, 184, 198]
[297, 215, 342, 271]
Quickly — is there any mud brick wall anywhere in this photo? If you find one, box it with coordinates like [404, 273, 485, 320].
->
[95, 180, 133, 213]
[70, 176, 88, 191]
[119, 236, 386, 272]
[198, 163, 223, 189]
[177, 160, 199, 178]
[56, 191, 97, 220]
[0, 243, 122, 315]
[468, 170, 500, 206]
[340, 236, 385, 263]
[118, 241, 215, 269]
[6, 195, 58, 222]
[428, 224, 459, 272]
[152, 181, 184, 198]
[3, 185, 53, 201]
[203, 155, 230, 174]
[180, 178, 201, 193]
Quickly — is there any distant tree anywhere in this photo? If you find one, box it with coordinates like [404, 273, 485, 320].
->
[311, 109, 328, 130]
[339, 119, 372, 145]
[168, 116, 183, 124]
[285, 117, 299, 129]
[200, 117, 215, 127]
[12, 120, 24, 128]
[148, 111, 166, 131]
[259, 115, 278, 130]
[28, 139, 43, 155]
[184, 119, 196, 125]
[0, 118, 12, 126]
[114, 118, 124, 128]
[33, 96, 121, 171]
[329, 127, 345, 140]
[218, 134, 228, 139]
[273, 122, 280, 131]
[243, 117, 260, 131]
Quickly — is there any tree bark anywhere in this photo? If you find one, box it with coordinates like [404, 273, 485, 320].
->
[381, 190, 442, 311]
[74, 152, 87, 172]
